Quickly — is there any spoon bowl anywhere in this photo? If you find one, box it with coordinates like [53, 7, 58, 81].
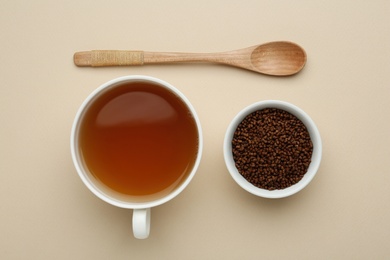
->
[74, 41, 307, 76]
[250, 42, 306, 76]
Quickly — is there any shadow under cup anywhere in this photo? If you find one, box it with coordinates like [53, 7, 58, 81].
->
[71, 76, 202, 209]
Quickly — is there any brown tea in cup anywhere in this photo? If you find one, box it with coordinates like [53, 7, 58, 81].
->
[78, 81, 199, 201]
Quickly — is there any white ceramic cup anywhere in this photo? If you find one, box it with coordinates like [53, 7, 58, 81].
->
[70, 75, 203, 239]
[224, 100, 322, 199]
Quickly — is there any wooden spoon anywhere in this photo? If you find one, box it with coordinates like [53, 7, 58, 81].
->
[74, 41, 306, 76]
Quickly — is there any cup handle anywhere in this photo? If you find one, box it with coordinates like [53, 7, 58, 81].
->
[132, 208, 151, 239]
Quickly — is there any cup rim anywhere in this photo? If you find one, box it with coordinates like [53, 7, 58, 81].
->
[223, 100, 322, 199]
[71, 75, 203, 209]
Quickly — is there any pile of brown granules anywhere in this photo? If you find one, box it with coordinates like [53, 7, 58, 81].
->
[232, 108, 313, 190]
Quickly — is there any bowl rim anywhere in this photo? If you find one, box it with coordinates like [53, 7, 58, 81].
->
[223, 100, 322, 199]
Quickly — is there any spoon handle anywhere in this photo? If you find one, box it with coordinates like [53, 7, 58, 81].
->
[73, 50, 248, 67]
[73, 50, 145, 67]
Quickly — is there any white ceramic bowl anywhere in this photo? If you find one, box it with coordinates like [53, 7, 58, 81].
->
[223, 100, 322, 199]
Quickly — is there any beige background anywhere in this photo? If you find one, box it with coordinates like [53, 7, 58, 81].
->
[1, 1, 389, 259]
